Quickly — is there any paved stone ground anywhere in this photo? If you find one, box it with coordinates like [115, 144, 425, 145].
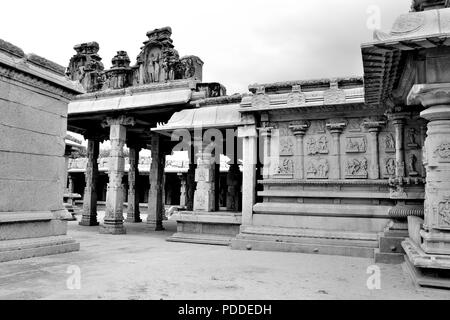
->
[0, 212, 449, 300]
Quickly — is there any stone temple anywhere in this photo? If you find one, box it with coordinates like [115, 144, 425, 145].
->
[2, 0, 450, 290]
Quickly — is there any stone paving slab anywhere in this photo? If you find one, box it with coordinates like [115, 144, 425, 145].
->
[0, 213, 449, 300]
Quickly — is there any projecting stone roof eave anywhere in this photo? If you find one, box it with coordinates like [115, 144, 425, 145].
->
[0, 50, 84, 96]
[152, 103, 242, 133]
[361, 7, 450, 106]
[68, 87, 193, 116]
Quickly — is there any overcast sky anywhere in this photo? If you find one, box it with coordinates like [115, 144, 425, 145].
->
[1, 0, 410, 94]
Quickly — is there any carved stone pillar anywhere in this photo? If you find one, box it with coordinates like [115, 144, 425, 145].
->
[407, 84, 450, 258]
[326, 122, 346, 179]
[68, 175, 74, 194]
[259, 126, 273, 179]
[363, 119, 386, 179]
[100, 116, 135, 234]
[238, 119, 258, 225]
[226, 163, 241, 212]
[193, 141, 216, 212]
[391, 114, 408, 178]
[186, 164, 196, 211]
[147, 133, 165, 231]
[179, 173, 187, 208]
[80, 137, 100, 226]
[290, 121, 310, 180]
[126, 145, 142, 223]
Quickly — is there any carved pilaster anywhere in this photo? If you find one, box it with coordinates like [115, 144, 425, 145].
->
[326, 121, 346, 179]
[363, 119, 386, 179]
[259, 124, 273, 179]
[290, 121, 310, 180]
[100, 116, 135, 234]
[179, 173, 187, 208]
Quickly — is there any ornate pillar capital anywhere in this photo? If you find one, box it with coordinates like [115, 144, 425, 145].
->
[326, 121, 346, 134]
[289, 121, 310, 136]
[101, 115, 136, 128]
[363, 119, 386, 133]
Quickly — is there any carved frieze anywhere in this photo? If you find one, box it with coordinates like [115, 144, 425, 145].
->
[306, 158, 329, 179]
[306, 136, 329, 155]
[311, 120, 326, 134]
[434, 142, 450, 162]
[438, 196, 450, 227]
[323, 80, 346, 104]
[345, 157, 368, 179]
[252, 86, 270, 108]
[287, 85, 306, 107]
[346, 136, 367, 153]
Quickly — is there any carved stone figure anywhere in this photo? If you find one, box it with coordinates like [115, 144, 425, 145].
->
[407, 128, 419, 148]
[385, 133, 395, 153]
[345, 157, 368, 179]
[408, 153, 419, 176]
[385, 158, 396, 176]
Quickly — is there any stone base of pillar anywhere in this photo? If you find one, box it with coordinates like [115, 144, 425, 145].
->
[421, 230, 450, 255]
[402, 238, 450, 289]
[99, 222, 126, 234]
[146, 220, 165, 231]
[125, 216, 142, 223]
[78, 216, 99, 227]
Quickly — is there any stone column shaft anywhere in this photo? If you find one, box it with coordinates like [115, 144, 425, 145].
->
[193, 142, 216, 212]
[126, 145, 142, 223]
[290, 122, 310, 180]
[393, 118, 406, 178]
[179, 174, 187, 208]
[239, 123, 258, 225]
[326, 123, 346, 180]
[147, 133, 165, 231]
[364, 120, 385, 180]
[101, 116, 135, 234]
[260, 127, 272, 179]
[80, 138, 100, 226]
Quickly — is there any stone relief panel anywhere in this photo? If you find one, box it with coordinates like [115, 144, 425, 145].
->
[384, 133, 396, 153]
[345, 157, 368, 179]
[384, 158, 396, 177]
[306, 136, 329, 155]
[274, 158, 294, 178]
[345, 136, 367, 153]
[306, 158, 329, 179]
[438, 196, 450, 227]
[279, 137, 294, 156]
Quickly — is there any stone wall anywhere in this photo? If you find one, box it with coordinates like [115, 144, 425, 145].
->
[0, 39, 82, 262]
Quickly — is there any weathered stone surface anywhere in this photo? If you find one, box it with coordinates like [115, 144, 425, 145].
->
[0, 41, 81, 262]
